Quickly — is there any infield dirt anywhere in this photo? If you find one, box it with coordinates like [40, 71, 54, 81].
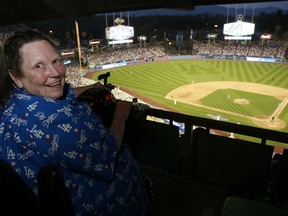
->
[166, 81, 288, 130]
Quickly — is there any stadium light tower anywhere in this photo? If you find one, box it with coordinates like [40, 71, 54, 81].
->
[137, 35, 147, 47]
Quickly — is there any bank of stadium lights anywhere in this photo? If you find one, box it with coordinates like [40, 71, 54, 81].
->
[137, 35, 147, 46]
[207, 33, 218, 43]
[165, 38, 172, 46]
[89, 39, 100, 51]
[114, 17, 125, 25]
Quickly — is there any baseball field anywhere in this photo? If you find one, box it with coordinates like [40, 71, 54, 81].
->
[85, 59, 288, 138]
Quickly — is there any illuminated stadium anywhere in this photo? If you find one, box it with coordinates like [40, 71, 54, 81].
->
[1, 1, 288, 215]
[62, 7, 288, 136]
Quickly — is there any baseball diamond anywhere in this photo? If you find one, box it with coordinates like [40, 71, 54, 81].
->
[85, 59, 288, 136]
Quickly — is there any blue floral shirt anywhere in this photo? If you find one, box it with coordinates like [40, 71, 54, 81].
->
[0, 84, 149, 215]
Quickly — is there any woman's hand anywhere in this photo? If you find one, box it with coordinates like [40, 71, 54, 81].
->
[109, 100, 132, 150]
[113, 100, 132, 122]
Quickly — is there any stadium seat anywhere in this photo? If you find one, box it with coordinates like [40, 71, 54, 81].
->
[38, 165, 74, 216]
[221, 196, 288, 216]
[0, 158, 152, 216]
[131, 120, 180, 173]
[195, 133, 274, 187]
[273, 149, 288, 206]
[0, 158, 74, 216]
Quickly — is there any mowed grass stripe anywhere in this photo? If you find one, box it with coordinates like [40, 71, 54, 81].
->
[252, 94, 278, 113]
[115, 63, 178, 85]
[248, 63, 259, 79]
[273, 65, 288, 88]
[236, 91, 278, 115]
[141, 62, 187, 84]
[228, 61, 234, 77]
[201, 89, 250, 115]
[254, 63, 288, 87]
[259, 64, 272, 78]
[247, 62, 267, 82]
[234, 62, 244, 81]
[219, 61, 229, 75]
[241, 62, 252, 82]
[109, 75, 169, 97]
[248, 62, 262, 80]
[260, 65, 280, 85]
[107, 63, 184, 96]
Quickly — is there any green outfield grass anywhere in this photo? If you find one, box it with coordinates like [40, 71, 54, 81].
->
[89, 59, 288, 137]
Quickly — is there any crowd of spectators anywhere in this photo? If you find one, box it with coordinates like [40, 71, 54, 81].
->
[86, 43, 167, 67]
[63, 40, 287, 86]
[193, 41, 288, 59]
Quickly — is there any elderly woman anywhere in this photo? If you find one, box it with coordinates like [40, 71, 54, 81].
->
[0, 30, 149, 215]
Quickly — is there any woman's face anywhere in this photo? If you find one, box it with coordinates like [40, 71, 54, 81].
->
[10, 40, 66, 99]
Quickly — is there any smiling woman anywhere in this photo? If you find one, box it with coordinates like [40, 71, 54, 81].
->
[0, 0, 288, 215]
[0, 29, 150, 215]
[2, 30, 66, 99]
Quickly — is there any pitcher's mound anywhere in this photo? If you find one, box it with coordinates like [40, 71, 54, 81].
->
[234, 98, 249, 105]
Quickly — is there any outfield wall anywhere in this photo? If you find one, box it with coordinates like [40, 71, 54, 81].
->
[83, 54, 284, 76]
[171, 55, 284, 63]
